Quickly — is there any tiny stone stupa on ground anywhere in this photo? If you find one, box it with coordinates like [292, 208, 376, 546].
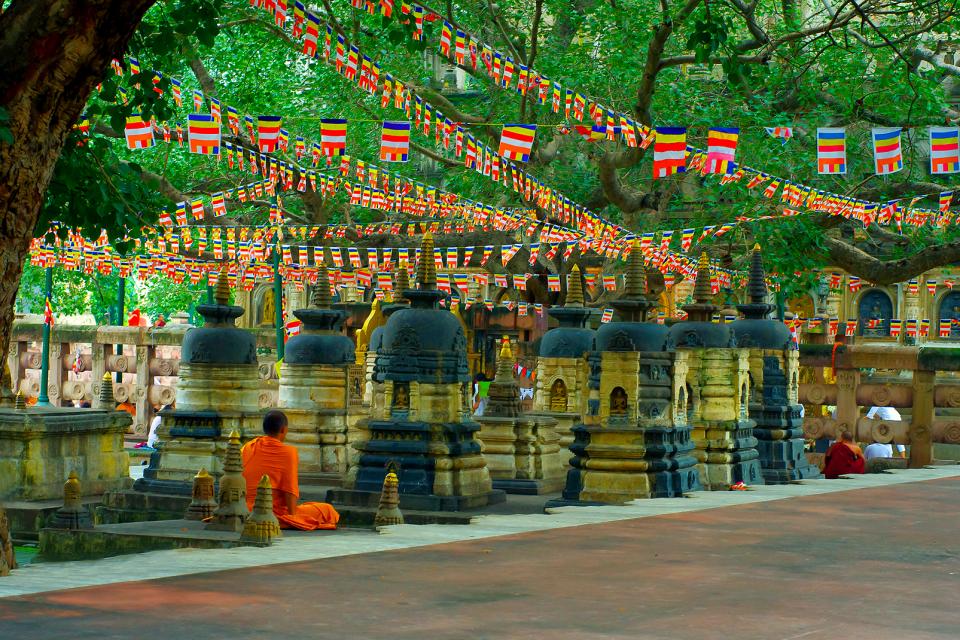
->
[137, 267, 262, 493]
[475, 337, 565, 494]
[556, 243, 699, 504]
[329, 233, 501, 511]
[668, 254, 762, 490]
[731, 245, 821, 483]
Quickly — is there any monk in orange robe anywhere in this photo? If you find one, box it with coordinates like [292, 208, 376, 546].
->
[241, 410, 340, 530]
[823, 430, 865, 479]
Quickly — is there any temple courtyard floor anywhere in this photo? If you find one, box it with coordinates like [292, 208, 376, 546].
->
[1, 467, 959, 639]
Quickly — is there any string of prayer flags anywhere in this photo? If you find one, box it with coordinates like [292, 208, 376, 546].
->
[929, 126, 960, 174]
[187, 114, 221, 155]
[379, 120, 411, 162]
[320, 118, 347, 156]
[872, 127, 903, 175]
[705, 127, 739, 175]
[652, 127, 687, 178]
[124, 115, 154, 149]
[817, 128, 847, 174]
[498, 124, 536, 162]
[257, 115, 282, 152]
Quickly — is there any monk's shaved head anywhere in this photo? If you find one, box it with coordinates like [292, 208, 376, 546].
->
[263, 410, 289, 436]
[840, 430, 854, 442]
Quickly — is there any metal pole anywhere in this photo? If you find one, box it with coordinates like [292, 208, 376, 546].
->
[36, 266, 53, 406]
[274, 248, 284, 361]
[115, 277, 125, 383]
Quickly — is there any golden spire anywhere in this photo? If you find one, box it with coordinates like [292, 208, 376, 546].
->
[565, 265, 585, 307]
[692, 252, 713, 303]
[416, 232, 437, 289]
[311, 262, 332, 309]
[494, 336, 515, 383]
[214, 264, 231, 306]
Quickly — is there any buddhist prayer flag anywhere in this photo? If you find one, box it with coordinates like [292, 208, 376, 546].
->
[187, 114, 221, 155]
[320, 118, 347, 156]
[940, 191, 953, 213]
[817, 127, 846, 174]
[765, 126, 792, 143]
[705, 127, 739, 174]
[930, 126, 960, 174]
[43, 298, 54, 326]
[257, 115, 282, 152]
[889, 319, 902, 337]
[379, 121, 411, 162]
[124, 115, 154, 149]
[211, 192, 226, 217]
[872, 127, 903, 175]
[652, 127, 687, 178]
[601, 309, 614, 323]
[498, 124, 536, 162]
[940, 319, 952, 338]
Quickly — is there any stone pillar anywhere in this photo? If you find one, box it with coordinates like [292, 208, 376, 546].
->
[910, 369, 934, 467]
[134, 345, 152, 438]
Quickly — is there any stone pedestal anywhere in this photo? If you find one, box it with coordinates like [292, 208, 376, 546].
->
[530, 357, 590, 448]
[0, 407, 131, 502]
[280, 365, 351, 476]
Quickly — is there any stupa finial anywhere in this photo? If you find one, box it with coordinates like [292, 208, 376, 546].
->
[565, 265, 585, 307]
[692, 253, 714, 304]
[494, 337, 515, 383]
[394, 261, 410, 300]
[417, 232, 437, 290]
[214, 264, 231, 306]
[311, 262, 332, 309]
[748, 244, 769, 305]
[98, 371, 115, 408]
[624, 239, 648, 298]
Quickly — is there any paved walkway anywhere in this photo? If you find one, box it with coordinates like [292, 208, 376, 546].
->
[1, 469, 959, 639]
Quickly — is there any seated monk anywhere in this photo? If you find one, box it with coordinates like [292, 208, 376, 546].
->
[823, 430, 866, 479]
[241, 410, 340, 530]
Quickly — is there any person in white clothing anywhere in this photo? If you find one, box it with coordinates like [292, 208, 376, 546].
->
[864, 406, 905, 458]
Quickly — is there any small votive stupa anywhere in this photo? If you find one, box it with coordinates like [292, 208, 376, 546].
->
[205, 431, 249, 531]
[46, 471, 93, 530]
[530, 265, 594, 447]
[668, 253, 762, 490]
[137, 267, 262, 493]
[330, 233, 501, 511]
[475, 337, 565, 494]
[279, 263, 357, 483]
[557, 242, 699, 504]
[731, 245, 821, 483]
[240, 475, 281, 546]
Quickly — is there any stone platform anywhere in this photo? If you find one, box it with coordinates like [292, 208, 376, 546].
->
[2, 469, 959, 639]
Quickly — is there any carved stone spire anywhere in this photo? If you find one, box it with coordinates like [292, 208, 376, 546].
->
[184, 468, 217, 521]
[394, 262, 410, 302]
[737, 243, 775, 320]
[494, 337, 515, 384]
[14, 392, 25, 411]
[97, 372, 114, 409]
[205, 431, 249, 532]
[416, 232, 437, 290]
[682, 253, 719, 322]
[214, 264, 231, 306]
[565, 265, 585, 308]
[610, 239, 654, 322]
[47, 471, 92, 530]
[311, 262, 332, 309]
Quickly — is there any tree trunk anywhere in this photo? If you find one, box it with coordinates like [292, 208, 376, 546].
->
[0, 0, 156, 385]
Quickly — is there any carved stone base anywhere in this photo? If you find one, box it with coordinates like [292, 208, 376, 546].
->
[691, 422, 764, 490]
[476, 415, 566, 494]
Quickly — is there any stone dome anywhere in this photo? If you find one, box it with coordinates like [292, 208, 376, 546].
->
[284, 332, 354, 365]
[181, 272, 256, 365]
[597, 321, 669, 352]
[374, 300, 469, 383]
[539, 326, 595, 358]
[730, 318, 791, 350]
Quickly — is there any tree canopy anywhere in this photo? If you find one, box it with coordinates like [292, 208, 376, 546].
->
[9, 0, 960, 317]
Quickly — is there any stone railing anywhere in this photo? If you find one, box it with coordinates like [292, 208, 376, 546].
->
[8, 321, 283, 437]
[798, 343, 960, 467]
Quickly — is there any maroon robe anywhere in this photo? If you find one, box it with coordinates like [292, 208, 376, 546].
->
[823, 441, 865, 479]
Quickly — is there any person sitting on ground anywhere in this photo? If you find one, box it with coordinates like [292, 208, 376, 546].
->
[823, 430, 865, 478]
[154, 314, 166, 328]
[241, 410, 340, 530]
[864, 406, 906, 459]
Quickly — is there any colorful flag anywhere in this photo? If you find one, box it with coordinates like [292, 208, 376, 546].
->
[940, 319, 952, 338]
[124, 115, 154, 149]
[817, 127, 846, 174]
[601, 309, 614, 323]
[872, 127, 903, 175]
[211, 192, 226, 217]
[889, 319, 902, 337]
[257, 115, 282, 152]
[498, 124, 536, 162]
[320, 118, 347, 156]
[379, 121, 411, 162]
[941, 191, 953, 213]
[705, 127, 739, 175]
[43, 297, 54, 326]
[652, 127, 686, 178]
[765, 126, 792, 143]
[187, 114, 220, 155]
[930, 126, 960, 174]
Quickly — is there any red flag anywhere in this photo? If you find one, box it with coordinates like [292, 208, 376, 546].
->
[43, 298, 55, 326]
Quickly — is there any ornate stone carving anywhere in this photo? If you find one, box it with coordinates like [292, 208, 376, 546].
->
[606, 330, 636, 352]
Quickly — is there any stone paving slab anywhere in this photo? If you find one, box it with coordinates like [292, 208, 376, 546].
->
[2, 470, 959, 639]
[1, 467, 958, 602]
